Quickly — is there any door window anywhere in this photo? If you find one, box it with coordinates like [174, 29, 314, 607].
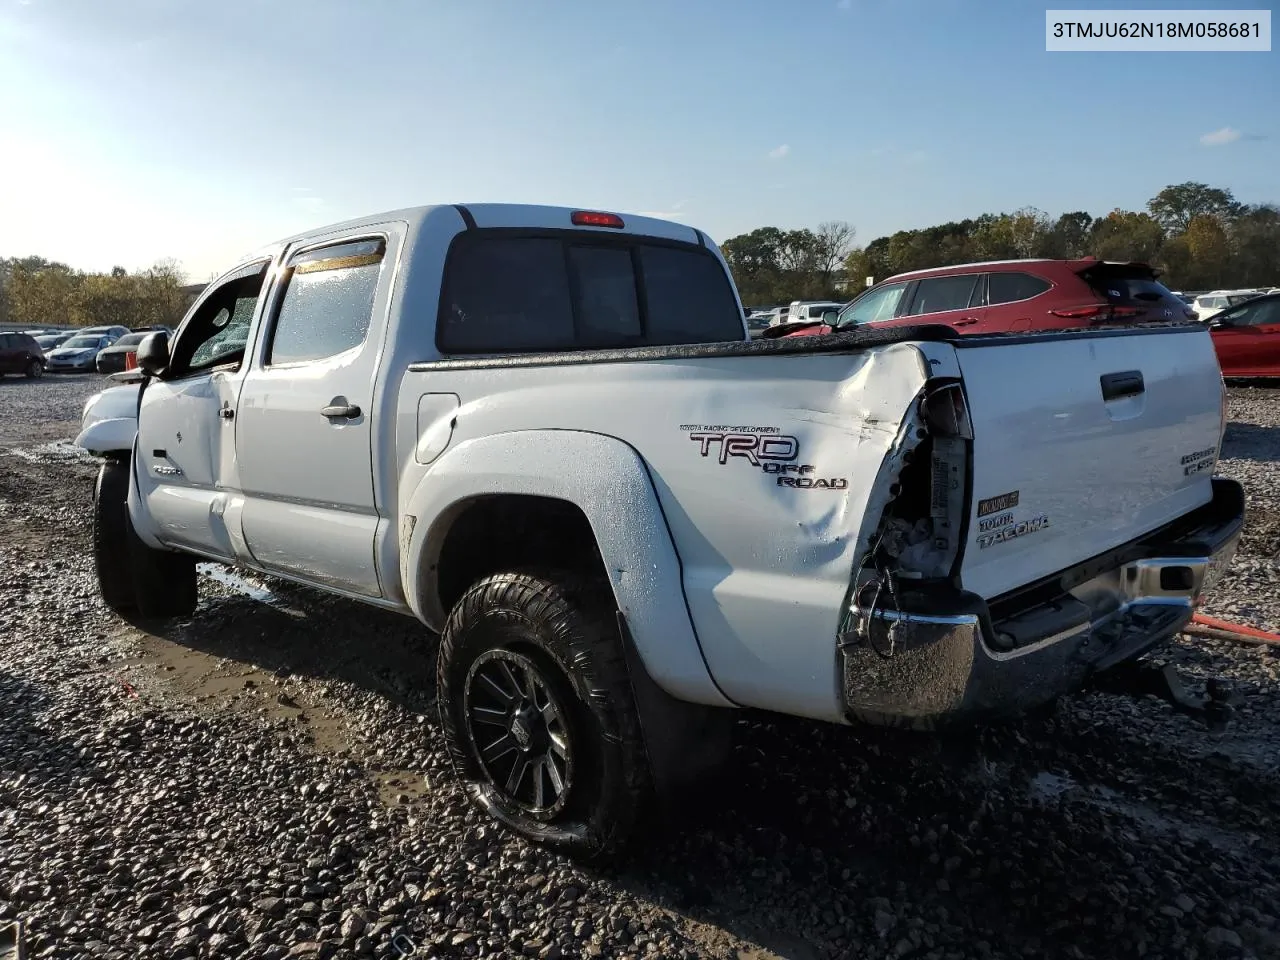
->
[837, 282, 908, 325]
[906, 275, 980, 316]
[168, 261, 271, 378]
[267, 238, 386, 365]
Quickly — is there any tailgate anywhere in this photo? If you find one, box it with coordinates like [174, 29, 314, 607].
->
[955, 327, 1224, 599]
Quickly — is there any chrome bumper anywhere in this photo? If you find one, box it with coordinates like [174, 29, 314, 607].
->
[840, 478, 1244, 729]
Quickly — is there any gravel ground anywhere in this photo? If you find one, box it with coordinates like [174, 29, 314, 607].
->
[1, 374, 1278, 960]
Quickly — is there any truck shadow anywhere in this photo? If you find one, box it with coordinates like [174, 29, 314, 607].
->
[128, 566, 1280, 960]
[1222, 420, 1280, 462]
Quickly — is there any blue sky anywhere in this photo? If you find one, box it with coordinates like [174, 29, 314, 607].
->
[1, 0, 1275, 280]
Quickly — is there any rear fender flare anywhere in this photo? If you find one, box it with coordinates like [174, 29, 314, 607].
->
[401, 429, 732, 708]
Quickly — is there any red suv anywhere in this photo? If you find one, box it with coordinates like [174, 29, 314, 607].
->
[775, 258, 1195, 338]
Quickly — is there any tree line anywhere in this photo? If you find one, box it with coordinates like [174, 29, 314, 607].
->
[0, 256, 191, 330]
[722, 182, 1280, 306]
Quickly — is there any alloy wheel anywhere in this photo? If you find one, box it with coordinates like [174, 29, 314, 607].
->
[464, 648, 574, 817]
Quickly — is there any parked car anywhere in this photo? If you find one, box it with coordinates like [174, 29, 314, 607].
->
[775, 258, 1194, 338]
[0, 332, 46, 378]
[1192, 291, 1257, 322]
[1207, 292, 1280, 378]
[34, 332, 74, 351]
[95, 332, 152, 374]
[77, 203, 1241, 860]
[131, 325, 174, 336]
[79, 325, 132, 340]
[786, 300, 844, 324]
[45, 333, 117, 373]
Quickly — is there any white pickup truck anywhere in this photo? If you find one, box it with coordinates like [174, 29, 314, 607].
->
[78, 203, 1243, 859]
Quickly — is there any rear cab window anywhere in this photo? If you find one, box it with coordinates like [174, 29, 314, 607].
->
[437, 232, 743, 353]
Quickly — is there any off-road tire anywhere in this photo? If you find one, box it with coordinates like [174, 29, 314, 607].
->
[93, 459, 139, 614]
[25, 359, 43, 379]
[437, 570, 652, 861]
[92, 458, 198, 619]
[131, 529, 198, 620]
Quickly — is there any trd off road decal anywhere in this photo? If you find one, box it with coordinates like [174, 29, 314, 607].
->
[680, 424, 848, 490]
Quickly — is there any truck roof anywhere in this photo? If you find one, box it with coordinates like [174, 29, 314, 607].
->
[253, 203, 706, 260]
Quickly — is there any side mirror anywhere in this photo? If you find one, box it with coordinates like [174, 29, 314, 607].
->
[136, 331, 171, 377]
[821, 310, 839, 326]
[1210, 318, 1232, 329]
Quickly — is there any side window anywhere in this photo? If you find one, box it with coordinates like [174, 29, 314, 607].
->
[839, 282, 908, 325]
[169, 260, 271, 377]
[0, 334, 13, 348]
[1229, 300, 1280, 327]
[988, 271, 1051, 305]
[907, 275, 980, 316]
[267, 238, 386, 365]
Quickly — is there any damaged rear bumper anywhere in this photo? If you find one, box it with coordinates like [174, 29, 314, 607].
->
[840, 477, 1244, 729]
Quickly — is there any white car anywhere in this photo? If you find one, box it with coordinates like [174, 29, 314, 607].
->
[786, 300, 844, 324]
[1193, 291, 1256, 321]
[78, 202, 1242, 860]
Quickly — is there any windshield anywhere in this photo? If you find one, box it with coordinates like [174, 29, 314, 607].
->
[837, 282, 907, 326]
[63, 336, 105, 349]
[115, 333, 149, 347]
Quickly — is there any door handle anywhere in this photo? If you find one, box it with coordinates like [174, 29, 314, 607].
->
[1100, 370, 1145, 401]
[321, 402, 361, 420]
[954, 317, 979, 326]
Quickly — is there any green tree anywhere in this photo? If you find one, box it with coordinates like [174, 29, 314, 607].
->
[1049, 211, 1094, 258]
[1230, 204, 1280, 288]
[1090, 209, 1165, 262]
[1183, 214, 1232, 288]
[1147, 182, 1241, 235]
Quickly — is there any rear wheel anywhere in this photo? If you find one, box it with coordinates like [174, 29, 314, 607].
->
[437, 570, 652, 861]
[25, 359, 43, 379]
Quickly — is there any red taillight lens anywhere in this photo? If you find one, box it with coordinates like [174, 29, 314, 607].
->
[571, 210, 625, 229]
[1050, 304, 1109, 319]
[1050, 304, 1144, 321]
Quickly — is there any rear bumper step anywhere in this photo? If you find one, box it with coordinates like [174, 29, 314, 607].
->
[839, 477, 1244, 729]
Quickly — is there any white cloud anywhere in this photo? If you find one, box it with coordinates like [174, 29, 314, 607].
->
[767, 144, 791, 160]
[1200, 127, 1242, 147]
[292, 193, 325, 214]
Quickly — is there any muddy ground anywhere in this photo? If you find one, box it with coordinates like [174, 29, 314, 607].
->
[1, 374, 1278, 960]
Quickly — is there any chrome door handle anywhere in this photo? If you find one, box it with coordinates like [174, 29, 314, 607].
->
[321, 403, 361, 420]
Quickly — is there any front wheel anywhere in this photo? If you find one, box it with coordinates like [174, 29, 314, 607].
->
[437, 571, 652, 861]
[25, 359, 43, 379]
[91, 458, 198, 620]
